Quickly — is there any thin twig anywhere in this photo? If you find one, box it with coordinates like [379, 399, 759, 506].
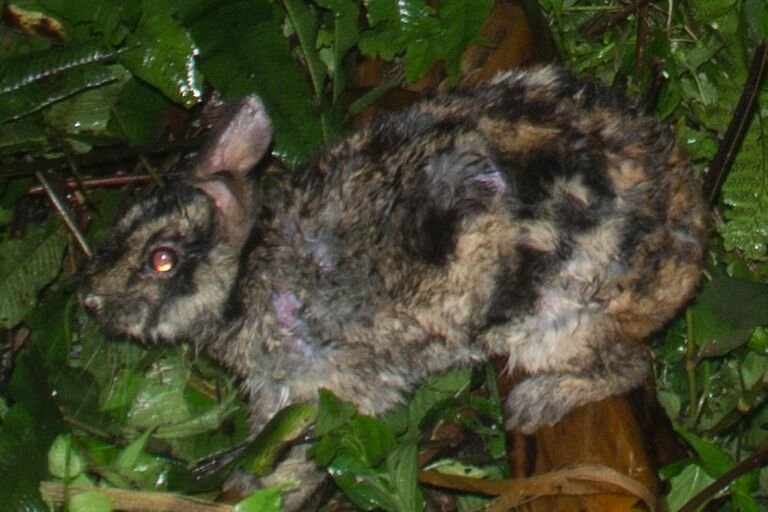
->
[0, 136, 203, 178]
[580, 0, 653, 39]
[35, 171, 92, 257]
[27, 173, 184, 195]
[702, 42, 768, 206]
[635, 0, 650, 83]
[679, 441, 768, 512]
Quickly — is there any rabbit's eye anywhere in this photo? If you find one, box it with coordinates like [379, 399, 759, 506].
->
[149, 247, 177, 273]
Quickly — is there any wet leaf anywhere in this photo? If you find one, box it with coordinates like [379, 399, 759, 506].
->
[121, 0, 202, 107]
[0, 219, 67, 329]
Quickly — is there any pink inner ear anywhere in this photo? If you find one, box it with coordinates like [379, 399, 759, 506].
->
[197, 180, 244, 226]
[196, 95, 273, 179]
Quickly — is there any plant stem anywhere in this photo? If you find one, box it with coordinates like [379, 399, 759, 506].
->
[684, 307, 699, 425]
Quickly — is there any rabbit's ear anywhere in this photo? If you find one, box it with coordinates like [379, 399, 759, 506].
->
[194, 95, 272, 179]
[193, 95, 272, 246]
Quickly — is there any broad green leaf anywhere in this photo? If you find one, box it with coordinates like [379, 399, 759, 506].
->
[99, 368, 143, 419]
[48, 434, 87, 479]
[154, 390, 239, 439]
[315, 0, 359, 102]
[748, 326, 768, 355]
[329, 451, 399, 511]
[121, 0, 203, 107]
[114, 443, 167, 490]
[0, 63, 118, 123]
[0, 43, 118, 94]
[364, 0, 397, 24]
[115, 429, 154, 469]
[44, 65, 130, 137]
[0, 349, 67, 511]
[362, 0, 442, 82]
[315, 388, 357, 435]
[234, 486, 283, 512]
[722, 159, 768, 261]
[0, 119, 48, 155]
[663, 463, 715, 512]
[383, 368, 471, 436]
[126, 355, 192, 430]
[343, 415, 396, 467]
[282, 0, 325, 96]
[673, 424, 734, 477]
[698, 274, 768, 330]
[731, 471, 760, 512]
[107, 77, 168, 144]
[387, 442, 423, 512]
[241, 403, 317, 476]
[403, 38, 440, 83]
[690, 300, 752, 356]
[439, 0, 494, 83]
[182, 0, 324, 167]
[0, 218, 67, 329]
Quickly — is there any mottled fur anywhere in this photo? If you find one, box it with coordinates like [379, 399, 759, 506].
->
[81, 67, 707, 507]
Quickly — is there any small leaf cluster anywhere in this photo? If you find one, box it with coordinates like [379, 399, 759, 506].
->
[310, 368, 506, 511]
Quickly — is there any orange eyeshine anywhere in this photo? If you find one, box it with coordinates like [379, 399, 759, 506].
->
[151, 249, 175, 273]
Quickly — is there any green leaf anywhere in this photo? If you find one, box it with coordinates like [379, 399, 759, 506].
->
[48, 434, 86, 479]
[113, 428, 167, 490]
[699, 274, 768, 330]
[315, 0, 359, 102]
[741, 350, 768, 390]
[690, 300, 752, 357]
[673, 424, 734, 477]
[663, 463, 715, 512]
[44, 65, 130, 137]
[329, 451, 398, 511]
[108, 78, 168, 144]
[234, 486, 283, 512]
[69, 491, 114, 512]
[153, 390, 239, 439]
[343, 415, 396, 467]
[315, 388, 358, 435]
[0, 43, 119, 94]
[0, 219, 67, 329]
[0, 349, 67, 511]
[115, 429, 154, 469]
[383, 368, 471, 436]
[403, 38, 440, 83]
[387, 442, 424, 512]
[100, 368, 144, 419]
[0, 119, 48, 155]
[281, 0, 326, 96]
[121, 0, 203, 108]
[360, 0, 442, 81]
[182, 0, 324, 167]
[731, 471, 760, 512]
[722, 159, 768, 261]
[126, 354, 192, 430]
[748, 326, 768, 355]
[0, 63, 118, 123]
[438, 0, 494, 83]
[241, 403, 317, 476]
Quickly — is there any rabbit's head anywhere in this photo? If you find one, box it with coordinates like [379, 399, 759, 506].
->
[81, 96, 272, 342]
